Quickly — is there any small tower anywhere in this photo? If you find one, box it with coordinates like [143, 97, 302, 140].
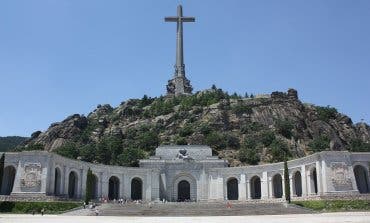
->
[165, 5, 194, 96]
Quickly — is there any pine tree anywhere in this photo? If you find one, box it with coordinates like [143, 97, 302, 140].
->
[85, 168, 93, 204]
[284, 160, 291, 203]
[0, 153, 4, 191]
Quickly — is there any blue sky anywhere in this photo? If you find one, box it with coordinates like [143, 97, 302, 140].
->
[0, 0, 369, 137]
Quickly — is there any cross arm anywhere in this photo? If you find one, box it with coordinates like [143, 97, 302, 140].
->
[165, 17, 178, 22]
[165, 17, 195, 22]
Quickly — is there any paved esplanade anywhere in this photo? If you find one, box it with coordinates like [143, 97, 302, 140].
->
[165, 5, 194, 95]
[1, 213, 370, 223]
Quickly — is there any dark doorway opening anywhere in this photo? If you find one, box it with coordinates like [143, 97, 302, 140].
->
[178, 180, 190, 202]
[131, 178, 142, 200]
[227, 178, 239, 200]
[109, 176, 120, 200]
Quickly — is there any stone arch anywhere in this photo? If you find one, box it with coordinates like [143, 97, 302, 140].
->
[310, 167, 318, 194]
[109, 176, 120, 200]
[54, 167, 62, 195]
[1, 166, 16, 195]
[272, 174, 283, 198]
[131, 177, 143, 200]
[354, 165, 370, 194]
[173, 174, 197, 202]
[177, 180, 190, 202]
[68, 171, 79, 198]
[293, 171, 302, 197]
[227, 177, 239, 200]
[250, 175, 261, 199]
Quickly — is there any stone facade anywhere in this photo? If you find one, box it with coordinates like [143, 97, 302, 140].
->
[1, 146, 370, 202]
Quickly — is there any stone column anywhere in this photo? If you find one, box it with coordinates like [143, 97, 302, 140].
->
[282, 175, 286, 198]
[120, 173, 125, 199]
[307, 171, 312, 195]
[64, 167, 69, 196]
[101, 172, 108, 198]
[79, 168, 84, 199]
[321, 160, 327, 194]
[238, 174, 246, 201]
[289, 174, 293, 197]
[268, 176, 273, 198]
[123, 175, 131, 199]
[261, 171, 269, 199]
[247, 180, 251, 199]
[61, 165, 66, 195]
[145, 172, 152, 201]
[301, 165, 307, 197]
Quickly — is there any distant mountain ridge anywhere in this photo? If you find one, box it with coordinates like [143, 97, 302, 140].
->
[0, 136, 28, 152]
[19, 87, 370, 166]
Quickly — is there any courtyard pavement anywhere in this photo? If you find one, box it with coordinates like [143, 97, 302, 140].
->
[1, 212, 370, 223]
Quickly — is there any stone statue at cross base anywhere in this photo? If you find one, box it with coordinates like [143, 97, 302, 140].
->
[166, 76, 193, 96]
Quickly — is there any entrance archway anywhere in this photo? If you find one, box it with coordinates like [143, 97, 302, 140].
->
[310, 168, 318, 194]
[131, 178, 142, 200]
[272, 174, 283, 198]
[293, 171, 302, 197]
[1, 166, 16, 195]
[227, 178, 239, 200]
[177, 180, 190, 202]
[54, 168, 62, 195]
[68, 171, 78, 198]
[250, 176, 261, 199]
[354, 165, 369, 194]
[109, 176, 120, 200]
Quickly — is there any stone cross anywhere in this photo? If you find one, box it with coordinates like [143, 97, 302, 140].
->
[165, 5, 195, 78]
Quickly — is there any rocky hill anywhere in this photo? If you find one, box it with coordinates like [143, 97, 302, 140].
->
[20, 87, 370, 166]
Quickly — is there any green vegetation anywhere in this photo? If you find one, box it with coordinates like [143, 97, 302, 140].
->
[308, 136, 330, 152]
[276, 119, 294, 139]
[205, 132, 227, 150]
[349, 138, 370, 152]
[284, 160, 291, 203]
[231, 103, 253, 116]
[239, 138, 260, 165]
[117, 147, 146, 167]
[0, 136, 27, 152]
[316, 106, 338, 122]
[0, 201, 81, 214]
[268, 139, 292, 163]
[85, 168, 94, 204]
[293, 200, 370, 212]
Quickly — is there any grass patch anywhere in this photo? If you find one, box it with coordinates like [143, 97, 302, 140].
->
[0, 201, 81, 214]
[293, 200, 370, 212]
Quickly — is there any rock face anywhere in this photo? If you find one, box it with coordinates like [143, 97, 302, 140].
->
[23, 89, 370, 166]
[25, 114, 88, 151]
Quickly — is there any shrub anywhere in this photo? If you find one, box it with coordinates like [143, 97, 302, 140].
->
[268, 139, 291, 163]
[175, 136, 187, 145]
[117, 147, 146, 167]
[308, 136, 330, 152]
[205, 132, 227, 150]
[231, 103, 253, 116]
[260, 130, 276, 147]
[85, 168, 93, 204]
[179, 124, 194, 137]
[276, 119, 294, 139]
[54, 142, 79, 159]
[0, 201, 80, 214]
[316, 106, 338, 122]
[239, 147, 260, 165]
[349, 139, 370, 152]
[226, 134, 240, 149]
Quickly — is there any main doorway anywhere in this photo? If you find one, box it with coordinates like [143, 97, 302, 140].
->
[177, 180, 190, 202]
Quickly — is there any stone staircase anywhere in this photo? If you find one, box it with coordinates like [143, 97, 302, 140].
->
[97, 202, 313, 216]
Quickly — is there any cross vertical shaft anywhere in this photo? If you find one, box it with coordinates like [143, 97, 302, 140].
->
[165, 5, 195, 78]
